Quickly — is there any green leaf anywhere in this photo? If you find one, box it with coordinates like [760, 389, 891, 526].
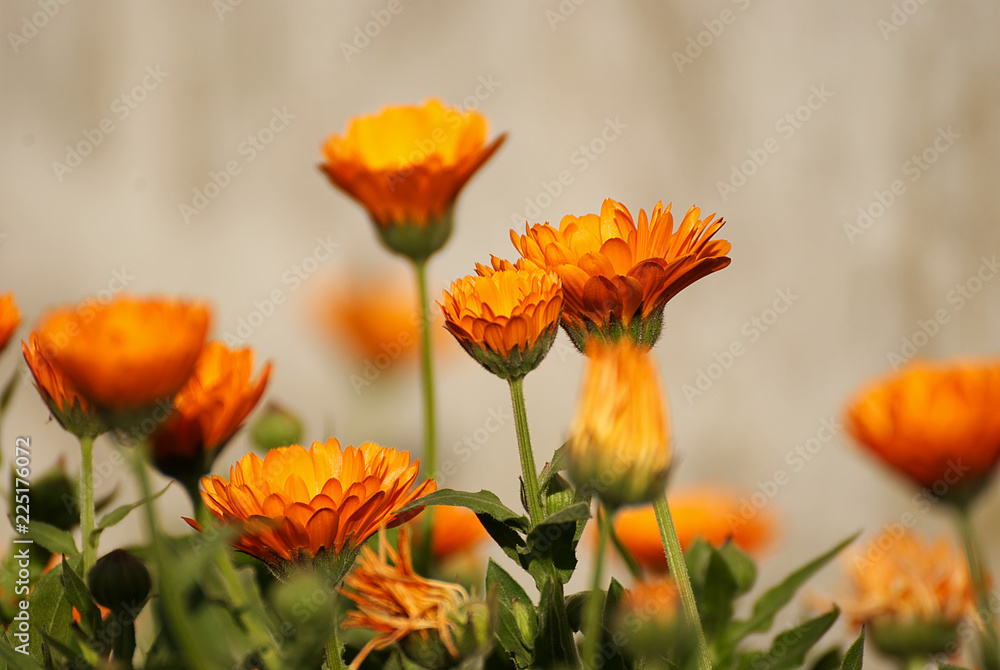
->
[26, 563, 75, 661]
[529, 502, 591, 536]
[25, 521, 78, 557]
[477, 514, 528, 568]
[0, 639, 45, 670]
[719, 541, 757, 594]
[532, 579, 577, 669]
[728, 533, 857, 641]
[736, 608, 840, 670]
[487, 559, 535, 668]
[842, 627, 865, 670]
[685, 538, 714, 604]
[811, 648, 843, 670]
[399, 489, 529, 529]
[92, 483, 171, 544]
[59, 557, 101, 636]
[537, 442, 568, 492]
[700, 546, 740, 637]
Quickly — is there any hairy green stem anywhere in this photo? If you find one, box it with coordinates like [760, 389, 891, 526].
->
[583, 508, 613, 669]
[654, 494, 712, 670]
[414, 259, 437, 572]
[508, 377, 545, 526]
[79, 435, 96, 575]
[956, 506, 1000, 670]
[324, 620, 347, 670]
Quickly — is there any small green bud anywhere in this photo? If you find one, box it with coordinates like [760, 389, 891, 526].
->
[250, 403, 303, 452]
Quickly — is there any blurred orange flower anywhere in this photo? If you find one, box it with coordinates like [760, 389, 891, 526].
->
[439, 261, 562, 379]
[846, 359, 1000, 503]
[427, 505, 488, 560]
[568, 340, 670, 507]
[37, 295, 210, 412]
[622, 578, 679, 624]
[321, 99, 505, 261]
[190, 439, 435, 579]
[613, 487, 776, 573]
[0, 293, 20, 353]
[341, 528, 476, 670]
[22, 333, 105, 438]
[510, 199, 730, 349]
[151, 341, 271, 484]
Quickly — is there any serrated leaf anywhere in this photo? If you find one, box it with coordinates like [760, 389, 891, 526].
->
[24, 522, 77, 557]
[728, 533, 857, 641]
[59, 557, 100, 636]
[842, 627, 865, 670]
[720, 541, 757, 594]
[91, 483, 171, 546]
[736, 608, 839, 670]
[400, 489, 529, 529]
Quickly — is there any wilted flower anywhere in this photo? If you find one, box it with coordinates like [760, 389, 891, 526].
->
[36, 295, 210, 413]
[151, 342, 271, 488]
[0, 293, 20, 353]
[510, 199, 730, 349]
[22, 333, 106, 438]
[321, 99, 506, 261]
[613, 487, 777, 573]
[846, 359, 1000, 506]
[839, 529, 976, 659]
[189, 439, 436, 581]
[439, 260, 562, 380]
[567, 340, 670, 508]
[341, 528, 492, 670]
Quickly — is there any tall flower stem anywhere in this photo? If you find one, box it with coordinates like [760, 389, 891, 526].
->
[414, 258, 438, 571]
[508, 377, 544, 527]
[79, 435, 96, 574]
[654, 493, 712, 670]
[582, 507, 613, 669]
[324, 621, 347, 670]
[955, 505, 1000, 670]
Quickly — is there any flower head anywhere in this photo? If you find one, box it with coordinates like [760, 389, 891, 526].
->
[439, 260, 562, 380]
[567, 340, 670, 508]
[846, 359, 1000, 505]
[189, 439, 435, 580]
[617, 578, 682, 657]
[341, 528, 491, 670]
[426, 505, 488, 561]
[0, 293, 20, 353]
[613, 487, 777, 573]
[22, 333, 106, 438]
[839, 530, 976, 658]
[36, 295, 210, 412]
[321, 99, 505, 261]
[151, 342, 271, 485]
[510, 199, 730, 349]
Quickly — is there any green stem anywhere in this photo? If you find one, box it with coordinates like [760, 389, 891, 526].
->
[508, 377, 545, 527]
[111, 621, 137, 669]
[324, 619, 347, 670]
[955, 506, 1000, 670]
[414, 258, 437, 573]
[128, 447, 212, 670]
[653, 493, 712, 670]
[583, 507, 613, 669]
[79, 435, 96, 575]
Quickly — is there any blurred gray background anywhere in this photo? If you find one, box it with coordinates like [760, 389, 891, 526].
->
[2, 1, 999, 663]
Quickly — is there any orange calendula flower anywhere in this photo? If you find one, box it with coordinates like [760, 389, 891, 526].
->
[839, 530, 976, 658]
[510, 198, 730, 349]
[439, 260, 562, 380]
[0, 293, 20, 353]
[151, 341, 271, 488]
[845, 359, 1000, 505]
[189, 439, 436, 581]
[341, 528, 491, 670]
[567, 340, 670, 508]
[321, 99, 506, 261]
[613, 487, 777, 573]
[22, 333, 106, 438]
[617, 578, 682, 655]
[427, 505, 488, 560]
[37, 295, 210, 413]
